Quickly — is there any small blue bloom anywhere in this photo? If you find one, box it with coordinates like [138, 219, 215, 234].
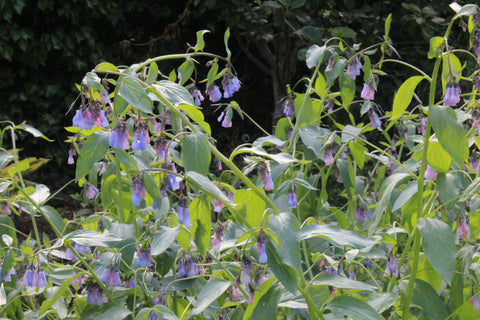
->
[67, 148, 76, 165]
[91, 104, 109, 128]
[166, 164, 179, 191]
[207, 85, 222, 102]
[131, 175, 146, 206]
[154, 136, 169, 162]
[125, 277, 135, 288]
[385, 255, 398, 278]
[190, 88, 205, 106]
[99, 267, 122, 287]
[368, 109, 381, 128]
[72, 104, 92, 130]
[86, 185, 99, 200]
[74, 243, 90, 254]
[22, 267, 34, 286]
[346, 56, 362, 80]
[177, 199, 192, 228]
[259, 243, 267, 263]
[86, 286, 108, 305]
[444, 82, 461, 106]
[136, 246, 153, 268]
[283, 98, 294, 117]
[221, 74, 241, 98]
[287, 187, 297, 208]
[109, 122, 130, 149]
[354, 201, 372, 222]
[132, 123, 150, 151]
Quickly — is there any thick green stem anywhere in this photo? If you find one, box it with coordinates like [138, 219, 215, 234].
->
[402, 57, 440, 318]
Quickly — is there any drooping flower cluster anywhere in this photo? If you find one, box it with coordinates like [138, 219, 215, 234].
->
[131, 175, 146, 206]
[241, 256, 251, 285]
[222, 73, 241, 98]
[86, 285, 108, 305]
[85, 184, 99, 200]
[99, 266, 122, 287]
[217, 110, 232, 128]
[258, 163, 274, 191]
[177, 253, 198, 278]
[424, 163, 438, 181]
[136, 244, 153, 268]
[22, 263, 47, 288]
[109, 121, 130, 149]
[213, 225, 224, 251]
[207, 85, 222, 102]
[177, 197, 192, 227]
[368, 108, 382, 128]
[443, 81, 461, 106]
[457, 218, 470, 240]
[282, 96, 295, 118]
[132, 121, 150, 151]
[287, 186, 298, 208]
[385, 254, 399, 278]
[354, 200, 372, 222]
[65, 242, 90, 260]
[346, 56, 362, 80]
[361, 82, 376, 101]
[189, 87, 205, 106]
[72, 85, 110, 130]
[323, 146, 335, 166]
[257, 233, 268, 263]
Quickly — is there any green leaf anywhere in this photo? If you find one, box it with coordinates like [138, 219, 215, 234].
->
[399, 279, 448, 320]
[250, 285, 283, 320]
[190, 195, 211, 259]
[99, 307, 131, 320]
[39, 273, 81, 316]
[391, 76, 425, 120]
[325, 57, 346, 87]
[437, 173, 460, 209]
[118, 77, 153, 113]
[151, 226, 180, 255]
[298, 223, 377, 249]
[337, 159, 355, 199]
[340, 73, 356, 106]
[268, 213, 301, 270]
[178, 104, 211, 136]
[325, 296, 383, 320]
[193, 30, 210, 52]
[430, 105, 468, 167]
[243, 277, 276, 319]
[362, 56, 371, 83]
[146, 61, 158, 84]
[234, 189, 266, 228]
[428, 37, 445, 59]
[76, 131, 110, 179]
[0, 284, 5, 306]
[184, 172, 233, 205]
[417, 218, 455, 284]
[207, 61, 219, 87]
[181, 133, 211, 175]
[16, 123, 53, 141]
[314, 72, 326, 96]
[367, 292, 399, 313]
[65, 229, 122, 247]
[177, 59, 194, 85]
[311, 274, 378, 291]
[349, 140, 366, 169]
[94, 62, 119, 72]
[8, 158, 29, 176]
[384, 14, 392, 40]
[305, 45, 326, 69]
[224, 28, 231, 59]
[82, 72, 105, 93]
[427, 141, 451, 173]
[153, 80, 194, 106]
[441, 52, 462, 91]
[294, 94, 313, 128]
[191, 279, 231, 315]
[30, 184, 50, 205]
[392, 181, 417, 211]
[41, 206, 66, 235]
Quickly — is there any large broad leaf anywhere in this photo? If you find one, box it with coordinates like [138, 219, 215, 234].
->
[82, 72, 105, 93]
[76, 131, 110, 179]
[427, 141, 451, 173]
[268, 213, 301, 270]
[153, 80, 194, 106]
[189, 196, 211, 259]
[191, 279, 231, 315]
[324, 296, 383, 320]
[266, 242, 297, 293]
[299, 126, 330, 157]
[178, 104, 211, 136]
[118, 77, 153, 113]
[41, 206, 66, 236]
[99, 307, 131, 320]
[181, 133, 211, 175]
[399, 279, 448, 320]
[417, 218, 455, 284]
[243, 278, 276, 320]
[430, 105, 468, 167]
[250, 285, 283, 320]
[340, 73, 356, 106]
[337, 159, 355, 199]
[151, 226, 180, 256]
[298, 223, 376, 249]
[391, 76, 425, 120]
[65, 229, 121, 247]
[294, 94, 313, 128]
[436, 173, 460, 210]
[311, 274, 378, 291]
[30, 184, 50, 205]
[305, 45, 326, 68]
[184, 172, 233, 205]
[234, 189, 266, 228]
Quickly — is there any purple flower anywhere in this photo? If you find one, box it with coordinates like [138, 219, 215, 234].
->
[177, 198, 192, 227]
[23, 264, 46, 288]
[65, 247, 77, 260]
[368, 109, 382, 128]
[125, 277, 135, 288]
[132, 122, 150, 151]
[474, 76, 480, 93]
[148, 311, 161, 320]
[324, 148, 334, 166]
[70, 272, 85, 286]
[213, 225, 224, 251]
[109, 122, 130, 149]
[136, 246, 153, 268]
[287, 187, 297, 208]
[361, 83, 375, 100]
[1, 202, 11, 215]
[86, 286, 108, 305]
[473, 32, 480, 63]
[325, 100, 334, 113]
[248, 289, 255, 305]
[257, 234, 268, 263]
[207, 85, 222, 102]
[166, 163, 180, 191]
[346, 56, 362, 80]
[424, 163, 438, 181]
[100, 90, 111, 104]
[67, 148, 76, 165]
[473, 294, 480, 310]
[217, 111, 232, 128]
[457, 219, 470, 240]
[154, 136, 170, 163]
[385, 255, 398, 278]
[242, 257, 251, 285]
[213, 198, 224, 213]
[418, 117, 427, 136]
[131, 176, 146, 207]
[72, 104, 92, 129]
[470, 154, 479, 172]
[349, 272, 357, 281]
[86, 185, 99, 200]
[444, 82, 461, 106]
[90, 104, 109, 128]
[22, 267, 34, 286]
[325, 56, 334, 72]
[99, 267, 122, 287]
[283, 97, 294, 117]
[177, 253, 197, 278]
[258, 164, 274, 191]
[222, 74, 241, 98]
[74, 243, 90, 254]
[354, 201, 372, 222]
[190, 88, 205, 106]
[0, 265, 15, 282]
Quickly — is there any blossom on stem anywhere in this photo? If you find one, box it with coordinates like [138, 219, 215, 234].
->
[0, 264, 15, 282]
[125, 277, 135, 289]
[325, 55, 334, 72]
[368, 108, 382, 128]
[109, 121, 130, 149]
[1, 202, 11, 215]
[361, 82, 375, 100]
[132, 122, 150, 151]
[257, 233, 268, 263]
[241, 256, 251, 285]
[189, 87, 205, 106]
[323, 147, 334, 166]
[177, 197, 192, 227]
[154, 136, 170, 163]
[136, 245, 153, 268]
[385, 255, 398, 278]
[424, 163, 438, 181]
[457, 218, 470, 240]
[473, 32, 480, 63]
[258, 163, 274, 191]
[22, 264, 47, 288]
[67, 148, 76, 165]
[86, 185, 99, 200]
[177, 253, 197, 278]
[86, 285, 108, 305]
[99, 266, 122, 287]
[444, 81, 461, 106]
[131, 175, 146, 206]
[417, 117, 427, 136]
[473, 294, 480, 310]
[287, 186, 297, 208]
[72, 103, 92, 130]
[213, 225, 224, 251]
[346, 56, 362, 80]
[282, 97, 294, 118]
[222, 74, 241, 98]
[354, 201, 372, 222]
[207, 85, 222, 102]
[166, 163, 180, 191]
[90, 103, 109, 128]
[217, 111, 232, 128]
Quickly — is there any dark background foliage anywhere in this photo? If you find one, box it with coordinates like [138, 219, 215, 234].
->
[0, 0, 459, 188]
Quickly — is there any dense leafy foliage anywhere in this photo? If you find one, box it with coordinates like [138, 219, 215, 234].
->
[1, 2, 480, 320]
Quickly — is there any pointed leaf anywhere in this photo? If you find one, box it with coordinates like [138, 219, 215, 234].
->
[118, 77, 153, 113]
[181, 133, 211, 175]
[325, 296, 383, 320]
[76, 131, 110, 179]
[305, 45, 326, 68]
[191, 279, 231, 315]
[190, 196, 211, 258]
[151, 226, 180, 255]
[298, 223, 376, 249]
[391, 76, 425, 120]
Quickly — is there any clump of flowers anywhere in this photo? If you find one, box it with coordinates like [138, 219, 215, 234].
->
[131, 175, 146, 206]
[86, 284, 108, 305]
[258, 163, 274, 191]
[346, 56, 362, 79]
[257, 233, 268, 263]
[222, 73, 241, 98]
[132, 121, 150, 151]
[177, 253, 198, 278]
[443, 81, 461, 106]
[22, 263, 47, 288]
[207, 85, 222, 102]
[99, 266, 122, 287]
[109, 121, 130, 149]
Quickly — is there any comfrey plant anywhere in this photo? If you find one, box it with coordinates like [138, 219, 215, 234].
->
[3, 3, 480, 319]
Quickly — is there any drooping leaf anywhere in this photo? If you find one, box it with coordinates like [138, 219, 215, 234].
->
[428, 37, 445, 59]
[118, 77, 153, 113]
[299, 223, 376, 249]
[153, 80, 194, 106]
[189, 195, 211, 258]
[151, 226, 180, 256]
[305, 45, 326, 69]
[191, 279, 231, 315]
[268, 213, 301, 270]
[185, 171, 233, 205]
[340, 73, 356, 106]
[178, 104, 211, 136]
[399, 279, 448, 320]
[76, 131, 110, 179]
[391, 76, 425, 120]
[311, 274, 378, 291]
[325, 296, 383, 320]
[417, 218, 455, 284]
[234, 189, 266, 228]
[65, 229, 122, 247]
[250, 285, 283, 320]
[193, 30, 210, 52]
[181, 133, 211, 175]
[426, 141, 451, 173]
[243, 277, 276, 320]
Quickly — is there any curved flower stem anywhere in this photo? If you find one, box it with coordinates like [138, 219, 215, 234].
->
[402, 56, 441, 318]
[374, 59, 431, 80]
[131, 52, 230, 73]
